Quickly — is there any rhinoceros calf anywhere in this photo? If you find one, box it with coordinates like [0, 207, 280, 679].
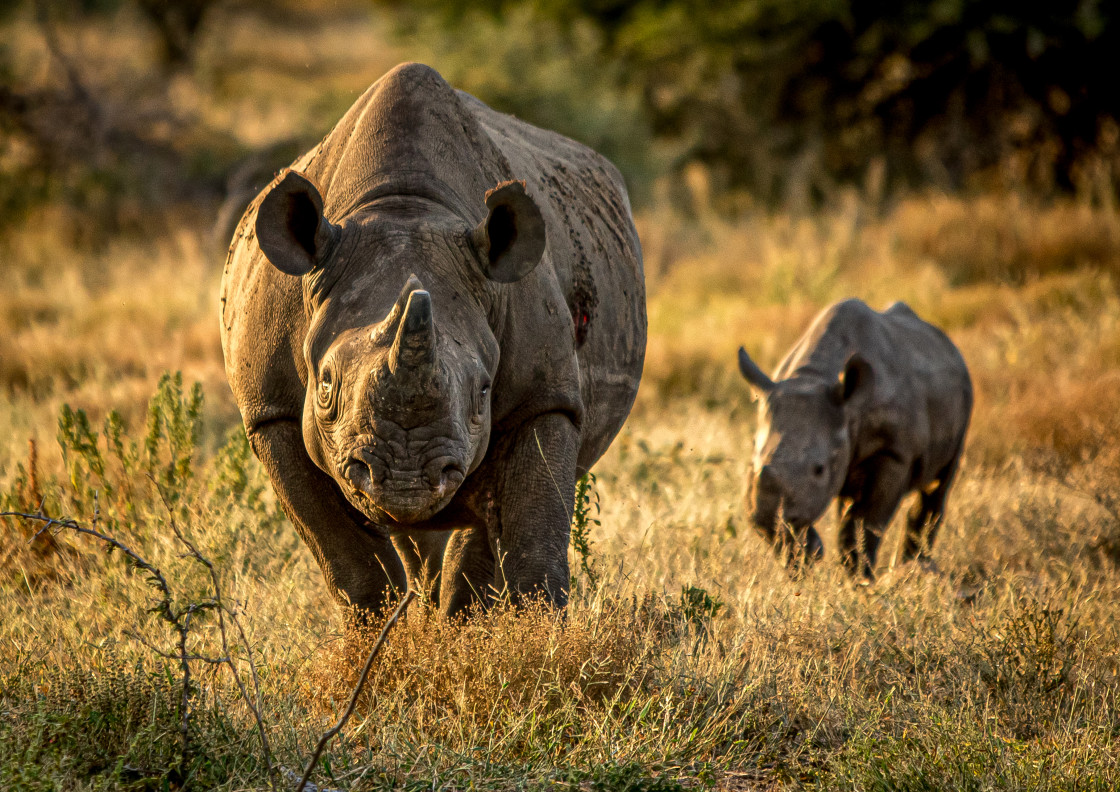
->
[220, 63, 646, 618]
[736, 299, 971, 578]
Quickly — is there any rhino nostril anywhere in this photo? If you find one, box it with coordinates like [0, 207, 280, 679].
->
[345, 460, 375, 493]
[438, 462, 464, 488]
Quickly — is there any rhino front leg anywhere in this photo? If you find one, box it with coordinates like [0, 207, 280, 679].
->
[248, 420, 407, 618]
[493, 411, 578, 609]
[903, 454, 961, 563]
[838, 455, 911, 580]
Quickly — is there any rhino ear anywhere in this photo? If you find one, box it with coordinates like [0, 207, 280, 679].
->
[832, 354, 874, 408]
[472, 180, 546, 283]
[738, 346, 775, 398]
[256, 170, 340, 276]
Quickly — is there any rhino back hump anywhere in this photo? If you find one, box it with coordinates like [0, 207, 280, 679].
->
[304, 63, 515, 221]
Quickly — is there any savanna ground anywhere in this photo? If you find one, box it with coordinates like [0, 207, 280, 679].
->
[3, 4, 1120, 791]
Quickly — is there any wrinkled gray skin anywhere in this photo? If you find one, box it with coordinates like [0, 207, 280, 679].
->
[220, 63, 646, 619]
[737, 299, 972, 578]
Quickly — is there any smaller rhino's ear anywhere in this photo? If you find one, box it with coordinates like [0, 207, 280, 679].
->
[256, 170, 340, 276]
[738, 346, 776, 398]
[472, 180, 546, 283]
[832, 353, 874, 408]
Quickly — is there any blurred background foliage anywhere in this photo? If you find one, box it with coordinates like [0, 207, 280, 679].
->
[389, 0, 1120, 209]
[1, 0, 1118, 236]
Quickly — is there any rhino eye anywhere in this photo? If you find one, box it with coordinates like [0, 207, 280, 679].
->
[812, 464, 825, 478]
[317, 367, 338, 415]
[472, 380, 491, 419]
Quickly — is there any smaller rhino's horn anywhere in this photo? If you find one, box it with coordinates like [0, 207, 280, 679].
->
[389, 288, 437, 375]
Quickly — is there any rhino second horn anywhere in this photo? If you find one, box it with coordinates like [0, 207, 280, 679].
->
[389, 290, 437, 375]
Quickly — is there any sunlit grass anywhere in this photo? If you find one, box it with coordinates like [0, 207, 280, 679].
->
[2, 5, 1120, 787]
[3, 189, 1119, 789]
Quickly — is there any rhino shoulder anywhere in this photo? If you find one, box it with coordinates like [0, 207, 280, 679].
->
[220, 196, 308, 432]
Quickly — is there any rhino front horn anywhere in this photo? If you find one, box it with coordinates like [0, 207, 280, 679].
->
[389, 288, 437, 375]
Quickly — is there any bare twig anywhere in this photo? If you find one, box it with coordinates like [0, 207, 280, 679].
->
[3, 508, 198, 768]
[152, 480, 280, 791]
[295, 591, 416, 792]
[227, 604, 278, 787]
[126, 630, 227, 665]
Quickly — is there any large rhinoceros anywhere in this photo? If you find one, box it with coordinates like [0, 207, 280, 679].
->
[220, 63, 646, 619]
[736, 299, 971, 578]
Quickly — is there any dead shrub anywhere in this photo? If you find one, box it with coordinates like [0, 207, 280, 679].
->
[315, 597, 654, 744]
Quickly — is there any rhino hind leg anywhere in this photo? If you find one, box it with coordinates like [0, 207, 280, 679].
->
[902, 454, 961, 563]
[392, 530, 452, 607]
[440, 526, 496, 619]
[248, 420, 407, 619]
[838, 455, 911, 580]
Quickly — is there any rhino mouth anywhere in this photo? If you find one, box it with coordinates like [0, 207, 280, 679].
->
[344, 455, 464, 525]
[750, 501, 824, 571]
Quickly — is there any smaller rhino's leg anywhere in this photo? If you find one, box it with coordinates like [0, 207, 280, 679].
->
[391, 530, 451, 607]
[440, 526, 495, 619]
[839, 455, 911, 580]
[903, 455, 960, 563]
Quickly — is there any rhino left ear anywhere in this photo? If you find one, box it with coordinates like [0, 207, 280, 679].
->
[256, 170, 340, 276]
[472, 180, 546, 283]
[832, 354, 874, 408]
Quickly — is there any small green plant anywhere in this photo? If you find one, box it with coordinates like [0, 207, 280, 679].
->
[56, 371, 203, 523]
[143, 372, 204, 508]
[209, 427, 285, 537]
[571, 471, 600, 589]
[678, 585, 724, 629]
[40, 373, 284, 538]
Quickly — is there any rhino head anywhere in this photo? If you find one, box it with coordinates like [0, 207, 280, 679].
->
[255, 170, 546, 526]
[737, 347, 875, 567]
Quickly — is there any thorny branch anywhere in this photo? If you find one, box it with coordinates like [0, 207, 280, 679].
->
[295, 590, 417, 792]
[6, 508, 204, 771]
[4, 501, 416, 792]
[2, 505, 276, 789]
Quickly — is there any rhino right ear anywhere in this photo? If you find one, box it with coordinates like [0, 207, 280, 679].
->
[256, 170, 340, 276]
[738, 347, 775, 398]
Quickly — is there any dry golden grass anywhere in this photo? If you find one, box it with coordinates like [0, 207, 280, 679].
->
[2, 6, 1120, 788]
[3, 190, 1119, 789]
